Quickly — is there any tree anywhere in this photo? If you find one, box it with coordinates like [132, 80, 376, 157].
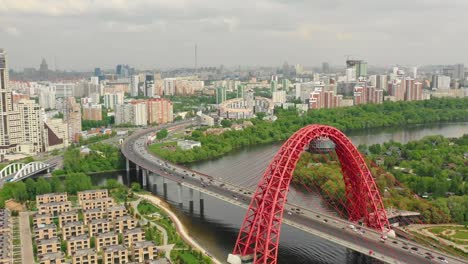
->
[156, 129, 168, 140]
[64, 173, 93, 194]
[25, 178, 36, 200]
[220, 119, 232, 128]
[131, 183, 141, 192]
[105, 179, 123, 190]
[35, 178, 52, 195]
[50, 175, 65, 193]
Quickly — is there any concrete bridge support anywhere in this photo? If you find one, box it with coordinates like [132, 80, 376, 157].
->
[152, 183, 157, 194]
[163, 177, 168, 198]
[177, 183, 183, 207]
[189, 189, 194, 213]
[142, 169, 147, 188]
[199, 191, 205, 216]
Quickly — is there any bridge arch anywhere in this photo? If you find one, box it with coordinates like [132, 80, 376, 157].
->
[0, 163, 25, 179]
[232, 124, 390, 264]
[13, 162, 50, 180]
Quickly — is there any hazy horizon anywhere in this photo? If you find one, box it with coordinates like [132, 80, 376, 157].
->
[2, 0, 468, 71]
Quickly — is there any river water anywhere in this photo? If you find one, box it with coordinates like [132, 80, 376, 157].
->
[95, 122, 467, 264]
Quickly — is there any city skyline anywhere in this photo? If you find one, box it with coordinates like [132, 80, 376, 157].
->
[2, 0, 468, 70]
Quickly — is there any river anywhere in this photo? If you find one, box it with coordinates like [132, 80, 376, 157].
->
[95, 122, 468, 264]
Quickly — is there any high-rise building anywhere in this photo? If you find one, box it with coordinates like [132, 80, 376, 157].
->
[237, 84, 245, 99]
[282, 79, 291, 91]
[65, 97, 82, 142]
[272, 90, 286, 104]
[39, 58, 49, 79]
[270, 80, 278, 92]
[376, 75, 388, 91]
[163, 78, 176, 96]
[83, 104, 103, 121]
[0, 49, 22, 156]
[147, 98, 173, 125]
[453, 64, 465, 80]
[322, 62, 330, 74]
[17, 99, 44, 153]
[434, 75, 451, 89]
[115, 102, 147, 126]
[130, 75, 139, 97]
[216, 87, 226, 105]
[103, 92, 124, 110]
[346, 60, 367, 79]
[39, 87, 56, 110]
[43, 118, 69, 151]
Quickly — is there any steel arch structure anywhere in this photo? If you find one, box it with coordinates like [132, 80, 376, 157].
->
[0, 162, 50, 181]
[232, 124, 390, 264]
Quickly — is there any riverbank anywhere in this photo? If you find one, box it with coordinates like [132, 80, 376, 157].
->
[135, 192, 223, 264]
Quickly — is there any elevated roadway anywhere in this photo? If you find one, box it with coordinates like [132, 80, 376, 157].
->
[122, 120, 465, 264]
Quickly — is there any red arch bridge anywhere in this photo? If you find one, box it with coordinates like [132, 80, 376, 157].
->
[121, 121, 465, 264]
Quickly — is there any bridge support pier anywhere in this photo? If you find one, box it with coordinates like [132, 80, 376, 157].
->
[163, 178, 168, 199]
[177, 183, 183, 207]
[136, 165, 140, 174]
[199, 191, 204, 216]
[125, 158, 129, 172]
[189, 189, 194, 213]
[142, 169, 147, 188]
[152, 183, 157, 195]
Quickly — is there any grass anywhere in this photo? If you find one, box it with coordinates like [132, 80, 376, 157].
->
[137, 200, 159, 215]
[171, 250, 212, 264]
[452, 230, 468, 240]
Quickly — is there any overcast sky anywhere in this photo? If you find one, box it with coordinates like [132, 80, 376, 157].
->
[1, 0, 467, 71]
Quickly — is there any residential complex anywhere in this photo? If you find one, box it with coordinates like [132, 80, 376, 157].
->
[30, 189, 162, 263]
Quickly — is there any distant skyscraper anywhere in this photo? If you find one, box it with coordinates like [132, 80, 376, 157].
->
[65, 97, 82, 142]
[216, 87, 226, 105]
[453, 64, 465, 80]
[282, 61, 290, 77]
[17, 99, 44, 153]
[322, 62, 330, 74]
[0, 49, 22, 157]
[346, 60, 367, 79]
[131, 75, 140, 97]
[39, 58, 49, 79]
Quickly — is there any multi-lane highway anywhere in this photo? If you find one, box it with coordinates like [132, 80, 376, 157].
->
[122, 121, 465, 264]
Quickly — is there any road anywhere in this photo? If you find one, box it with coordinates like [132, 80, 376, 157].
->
[19, 212, 34, 264]
[122, 121, 466, 264]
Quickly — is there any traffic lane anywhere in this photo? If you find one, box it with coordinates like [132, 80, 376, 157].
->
[289, 212, 432, 264]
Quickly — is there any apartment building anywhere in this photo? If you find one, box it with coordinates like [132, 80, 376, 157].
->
[88, 218, 113, 237]
[33, 213, 53, 227]
[78, 189, 108, 204]
[96, 231, 118, 252]
[81, 198, 113, 210]
[83, 208, 105, 225]
[62, 221, 85, 240]
[114, 215, 137, 233]
[132, 241, 158, 263]
[38, 201, 71, 216]
[107, 205, 127, 219]
[37, 237, 61, 255]
[0, 247, 12, 264]
[0, 211, 11, 234]
[123, 228, 145, 247]
[103, 245, 128, 264]
[59, 210, 79, 226]
[72, 249, 98, 264]
[67, 235, 90, 256]
[36, 193, 68, 205]
[38, 252, 65, 264]
[35, 224, 57, 240]
[82, 104, 102, 121]
[17, 99, 44, 153]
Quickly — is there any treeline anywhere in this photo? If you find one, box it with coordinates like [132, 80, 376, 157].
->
[56, 143, 125, 175]
[291, 135, 467, 225]
[151, 98, 468, 164]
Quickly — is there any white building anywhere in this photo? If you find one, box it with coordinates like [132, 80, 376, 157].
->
[131, 75, 139, 97]
[436, 75, 451, 89]
[39, 87, 56, 110]
[103, 92, 124, 110]
[17, 99, 44, 154]
[115, 103, 148, 126]
[54, 83, 75, 98]
[44, 118, 69, 151]
[177, 140, 201, 150]
[163, 78, 176, 96]
[272, 90, 286, 104]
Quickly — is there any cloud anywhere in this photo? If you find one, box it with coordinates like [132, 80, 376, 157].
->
[3, 26, 21, 36]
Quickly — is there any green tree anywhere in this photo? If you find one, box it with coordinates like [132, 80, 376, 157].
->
[64, 173, 93, 195]
[131, 183, 141, 192]
[220, 119, 232, 128]
[156, 129, 168, 140]
[25, 178, 36, 200]
[35, 178, 52, 195]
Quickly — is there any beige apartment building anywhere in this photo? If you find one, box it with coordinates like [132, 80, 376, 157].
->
[103, 245, 128, 264]
[36, 193, 68, 205]
[132, 241, 158, 263]
[35, 224, 57, 240]
[62, 221, 85, 240]
[107, 205, 127, 219]
[81, 198, 113, 210]
[72, 248, 98, 264]
[123, 228, 145, 247]
[37, 237, 61, 255]
[96, 231, 118, 252]
[67, 235, 90, 256]
[59, 210, 79, 226]
[83, 208, 105, 225]
[88, 218, 113, 237]
[38, 201, 72, 216]
[17, 99, 44, 154]
[78, 189, 108, 204]
[82, 104, 102, 121]
[38, 252, 65, 264]
[33, 213, 53, 226]
[114, 215, 137, 233]
[66, 97, 82, 142]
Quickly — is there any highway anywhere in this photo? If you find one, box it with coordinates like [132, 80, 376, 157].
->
[122, 120, 466, 264]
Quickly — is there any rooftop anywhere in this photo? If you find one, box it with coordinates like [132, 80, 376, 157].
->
[68, 234, 89, 242]
[133, 241, 156, 249]
[39, 252, 64, 260]
[37, 237, 60, 245]
[73, 248, 96, 257]
[103, 244, 126, 253]
[123, 227, 144, 235]
[63, 221, 84, 228]
[96, 231, 117, 238]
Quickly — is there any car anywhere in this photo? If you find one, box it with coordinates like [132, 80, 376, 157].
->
[316, 215, 321, 218]
[379, 238, 385, 243]
[323, 219, 328, 223]
[392, 241, 397, 244]
[411, 247, 418, 251]
[402, 246, 409, 250]
[287, 212, 292, 215]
